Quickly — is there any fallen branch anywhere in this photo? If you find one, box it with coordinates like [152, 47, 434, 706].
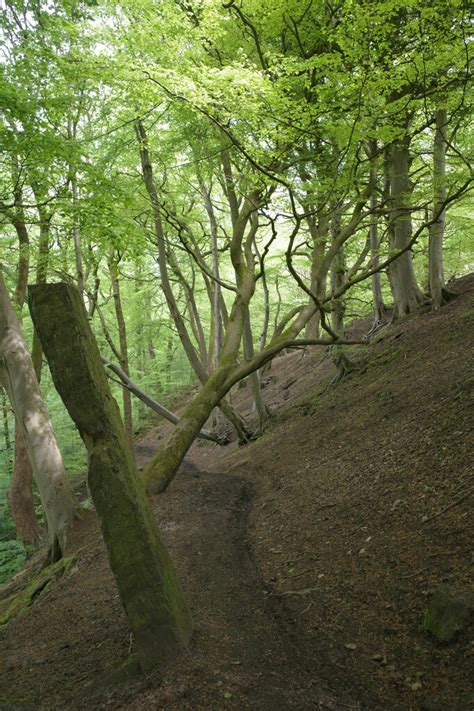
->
[101, 358, 227, 445]
[279, 587, 317, 597]
[422, 486, 474, 524]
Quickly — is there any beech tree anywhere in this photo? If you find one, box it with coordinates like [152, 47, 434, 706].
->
[0, 272, 75, 561]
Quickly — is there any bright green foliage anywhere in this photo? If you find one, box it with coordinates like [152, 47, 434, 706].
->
[0, 540, 26, 586]
[0, 0, 472, 553]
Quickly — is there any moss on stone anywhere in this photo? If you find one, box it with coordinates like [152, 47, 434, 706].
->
[423, 585, 474, 643]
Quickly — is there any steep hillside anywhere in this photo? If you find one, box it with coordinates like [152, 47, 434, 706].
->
[1, 275, 473, 710]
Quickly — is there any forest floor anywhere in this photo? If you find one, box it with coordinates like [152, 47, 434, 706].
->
[0, 275, 473, 710]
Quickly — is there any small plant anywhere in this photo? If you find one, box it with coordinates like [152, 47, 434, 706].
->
[0, 539, 26, 585]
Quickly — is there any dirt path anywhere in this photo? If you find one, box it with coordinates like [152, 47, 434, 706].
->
[109, 457, 361, 710]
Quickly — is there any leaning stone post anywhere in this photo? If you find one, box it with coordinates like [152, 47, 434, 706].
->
[28, 283, 192, 670]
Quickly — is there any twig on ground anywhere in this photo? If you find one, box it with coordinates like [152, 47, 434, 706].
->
[422, 486, 474, 524]
[279, 587, 317, 597]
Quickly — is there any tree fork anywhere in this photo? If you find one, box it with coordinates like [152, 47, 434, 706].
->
[28, 282, 192, 670]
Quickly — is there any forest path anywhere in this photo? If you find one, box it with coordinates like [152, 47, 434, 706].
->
[122, 454, 360, 710]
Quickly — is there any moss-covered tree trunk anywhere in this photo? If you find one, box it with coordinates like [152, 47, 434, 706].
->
[28, 282, 192, 670]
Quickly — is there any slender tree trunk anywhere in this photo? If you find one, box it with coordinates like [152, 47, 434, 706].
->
[143, 181, 260, 492]
[199, 182, 223, 372]
[330, 209, 346, 338]
[165, 335, 174, 389]
[12, 218, 30, 308]
[168, 254, 208, 368]
[368, 141, 385, 324]
[102, 358, 225, 444]
[259, 266, 270, 351]
[107, 256, 133, 445]
[68, 118, 84, 296]
[71, 178, 84, 295]
[429, 108, 448, 309]
[387, 138, 427, 318]
[0, 272, 75, 561]
[330, 209, 354, 380]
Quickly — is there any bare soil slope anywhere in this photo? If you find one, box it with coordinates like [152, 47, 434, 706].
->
[0, 275, 473, 710]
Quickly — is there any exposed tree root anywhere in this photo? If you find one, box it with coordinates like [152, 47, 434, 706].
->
[329, 351, 358, 387]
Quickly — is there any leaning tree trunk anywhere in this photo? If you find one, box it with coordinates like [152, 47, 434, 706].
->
[428, 108, 448, 309]
[387, 138, 427, 318]
[144, 360, 237, 494]
[28, 282, 192, 671]
[143, 185, 260, 494]
[0, 272, 74, 561]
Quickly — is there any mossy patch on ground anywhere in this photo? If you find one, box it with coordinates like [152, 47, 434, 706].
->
[0, 555, 75, 628]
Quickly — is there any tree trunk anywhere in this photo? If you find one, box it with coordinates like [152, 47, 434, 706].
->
[144, 361, 236, 494]
[7, 432, 41, 546]
[143, 184, 261, 492]
[304, 214, 328, 340]
[12, 217, 30, 309]
[368, 141, 385, 324]
[429, 108, 448, 309]
[8, 206, 45, 546]
[107, 256, 133, 445]
[0, 272, 74, 560]
[387, 138, 427, 317]
[200, 182, 223, 372]
[243, 306, 269, 433]
[1, 388, 12, 476]
[329, 210, 353, 380]
[68, 118, 84, 296]
[28, 282, 192, 671]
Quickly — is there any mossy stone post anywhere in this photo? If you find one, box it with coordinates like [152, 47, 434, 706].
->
[28, 283, 192, 670]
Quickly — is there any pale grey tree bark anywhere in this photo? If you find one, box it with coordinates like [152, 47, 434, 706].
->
[0, 271, 75, 560]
